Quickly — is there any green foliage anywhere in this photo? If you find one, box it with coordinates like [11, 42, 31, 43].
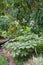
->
[24, 56, 43, 65]
[36, 40, 43, 53]
[0, 0, 43, 34]
[0, 1, 43, 65]
[4, 33, 43, 58]
[0, 55, 9, 65]
[0, 16, 12, 31]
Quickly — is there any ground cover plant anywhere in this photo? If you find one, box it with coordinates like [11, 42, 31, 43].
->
[0, 55, 9, 65]
[4, 33, 43, 65]
[0, 0, 43, 65]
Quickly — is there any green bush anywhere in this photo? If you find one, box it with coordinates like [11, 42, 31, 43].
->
[0, 16, 12, 31]
[4, 33, 43, 58]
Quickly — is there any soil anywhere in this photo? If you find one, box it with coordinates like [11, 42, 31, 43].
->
[0, 37, 7, 43]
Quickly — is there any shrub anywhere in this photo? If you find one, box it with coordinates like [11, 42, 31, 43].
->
[4, 33, 43, 58]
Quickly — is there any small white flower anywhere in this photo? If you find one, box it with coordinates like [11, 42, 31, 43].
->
[14, 20, 19, 26]
[30, 20, 35, 26]
[22, 18, 27, 23]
